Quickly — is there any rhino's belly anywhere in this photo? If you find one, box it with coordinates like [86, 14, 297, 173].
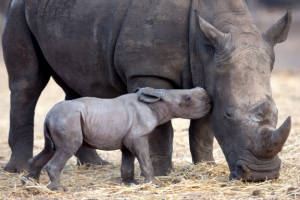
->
[83, 132, 124, 151]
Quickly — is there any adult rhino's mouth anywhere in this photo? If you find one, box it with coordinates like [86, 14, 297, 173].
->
[229, 155, 281, 182]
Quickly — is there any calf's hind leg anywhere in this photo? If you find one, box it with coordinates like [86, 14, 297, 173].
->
[45, 137, 83, 191]
[45, 149, 75, 191]
[22, 137, 55, 185]
[52, 74, 109, 166]
[45, 123, 83, 191]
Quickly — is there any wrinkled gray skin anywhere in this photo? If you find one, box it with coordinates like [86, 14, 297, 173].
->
[3, 0, 291, 181]
[21, 87, 211, 191]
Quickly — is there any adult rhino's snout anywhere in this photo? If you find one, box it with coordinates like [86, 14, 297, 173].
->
[228, 101, 291, 182]
[248, 100, 291, 158]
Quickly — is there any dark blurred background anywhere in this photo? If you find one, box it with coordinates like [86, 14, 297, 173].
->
[0, 0, 299, 71]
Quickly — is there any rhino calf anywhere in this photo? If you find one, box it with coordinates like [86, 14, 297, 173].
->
[21, 87, 211, 191]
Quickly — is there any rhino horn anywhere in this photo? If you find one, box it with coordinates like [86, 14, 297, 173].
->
[194, 10, 228, 48]
[263, 8, 292, 46]
[269, 116, 291, 153]
[255, 116, 291, 158]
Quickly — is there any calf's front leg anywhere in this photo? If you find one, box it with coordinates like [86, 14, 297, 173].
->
[132, 136, 164, 187]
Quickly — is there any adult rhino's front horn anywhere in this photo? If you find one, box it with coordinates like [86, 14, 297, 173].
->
[253, 117, 291, 159]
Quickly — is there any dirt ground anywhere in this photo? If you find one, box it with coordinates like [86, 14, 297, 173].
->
[0, 6, 300, 200]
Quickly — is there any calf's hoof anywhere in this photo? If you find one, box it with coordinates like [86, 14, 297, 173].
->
[144, 178, 164, 188]
[21, 175, 39, 186]
[47, 183, 68, 192]
[123, 179, 139, 186]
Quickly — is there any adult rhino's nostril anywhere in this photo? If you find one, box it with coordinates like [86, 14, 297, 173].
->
[250, 101, 277, 123]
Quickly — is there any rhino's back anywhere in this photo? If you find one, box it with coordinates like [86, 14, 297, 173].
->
[24, 0, 191, 97]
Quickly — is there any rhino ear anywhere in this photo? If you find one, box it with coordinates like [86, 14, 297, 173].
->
[139, 94, 160, 103]
[263, 8, 292, 46]
[138, 88, 162, 103]
[194, 10, 227, 48]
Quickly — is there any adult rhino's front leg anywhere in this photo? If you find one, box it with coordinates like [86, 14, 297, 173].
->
[189, 115, 215, 164]
[148, 122, 173, 176]
[128, 77, 174, 175]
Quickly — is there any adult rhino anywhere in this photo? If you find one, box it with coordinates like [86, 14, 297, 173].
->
[2, 0, 291, 181]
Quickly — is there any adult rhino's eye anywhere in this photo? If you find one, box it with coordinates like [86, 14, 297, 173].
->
[224, 107, 235, 119]
[186, 96, 191, 101]
[226, 110, 231, 117]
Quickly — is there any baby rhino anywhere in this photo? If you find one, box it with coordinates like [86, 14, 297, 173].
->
[22, 87, 211, 191]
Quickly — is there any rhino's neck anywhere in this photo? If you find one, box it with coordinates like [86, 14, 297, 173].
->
[148, 103, 173, 126]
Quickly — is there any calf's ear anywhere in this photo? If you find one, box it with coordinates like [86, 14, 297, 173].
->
[139, 93, 161, 103]
[263, 8, 292, 46]
[138, 88, 162, 103]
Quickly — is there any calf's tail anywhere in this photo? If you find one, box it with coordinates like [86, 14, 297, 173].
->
[44, 112, 56, 152]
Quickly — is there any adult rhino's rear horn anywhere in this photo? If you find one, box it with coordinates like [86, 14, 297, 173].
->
[254, 117, 291, 158]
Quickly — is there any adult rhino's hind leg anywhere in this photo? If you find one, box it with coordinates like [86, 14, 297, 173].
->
[2, 0, 52, 173]
[189, 115, 215, 164]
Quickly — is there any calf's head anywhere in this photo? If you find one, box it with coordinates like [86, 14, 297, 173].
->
[138, 87, 211, 120]
[195, 9, 292, 181]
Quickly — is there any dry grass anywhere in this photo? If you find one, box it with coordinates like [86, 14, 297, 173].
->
[0, 64, 300, 199]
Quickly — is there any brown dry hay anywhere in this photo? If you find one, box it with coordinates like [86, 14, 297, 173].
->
[0, 64, 300, 199]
